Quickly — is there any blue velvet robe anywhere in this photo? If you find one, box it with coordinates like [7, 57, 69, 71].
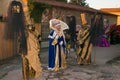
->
[48, 30, 66, 70]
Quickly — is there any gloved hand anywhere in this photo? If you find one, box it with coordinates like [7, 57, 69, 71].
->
[60, 41, 63, 45]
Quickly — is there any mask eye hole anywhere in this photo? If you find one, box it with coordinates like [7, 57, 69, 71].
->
[12, 5, 20, 13]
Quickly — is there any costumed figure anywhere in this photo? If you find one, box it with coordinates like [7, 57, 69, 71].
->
[99, 19, 110, 47]
[24, 25, 42, 79]
[99, 35, 110, 47]
[89, 14, 104, 46]
[4, 0, 27, 55]
[5, 1, 42, 80]
[89, 14, 104, 63]
[64, 31, 71, 56]
[48, 19, 69, 71]
[107, 24, 120, 45]
[76, 25, 93, 65]
[76, 13, 92, 65]
[76, 14, 104, 65]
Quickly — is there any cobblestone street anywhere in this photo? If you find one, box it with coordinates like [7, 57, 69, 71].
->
[0, 45, 120, 80]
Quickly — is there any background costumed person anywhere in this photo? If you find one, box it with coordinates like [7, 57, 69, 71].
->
[98, 19, 110, 47]
[76, 13, 92, 65]
[76, 13, 104, 65]
[48, 19, 69, 71]
[76, 25, 93, 65]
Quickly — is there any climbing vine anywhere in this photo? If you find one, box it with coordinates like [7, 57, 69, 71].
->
[28, 0, 51, 23]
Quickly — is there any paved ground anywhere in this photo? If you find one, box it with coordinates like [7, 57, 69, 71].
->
[0, 44, 120, 80]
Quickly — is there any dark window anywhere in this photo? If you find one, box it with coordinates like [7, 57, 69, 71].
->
[41, 22, 50, 41]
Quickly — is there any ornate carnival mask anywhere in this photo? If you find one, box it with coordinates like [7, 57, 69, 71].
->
[12, 5, 20, 13]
